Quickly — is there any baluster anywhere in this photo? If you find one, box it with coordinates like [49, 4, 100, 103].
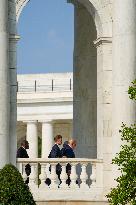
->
[49, 163, 58, 189]
[80, 163, 89, 189]
[29, 163, 37, 189]
[59, 163, 68, 189]
[22, 163, 27, 182]
[39, 163, 48, 189]
[46, 163, 51, 179]
[90, 163, 96, 187]
[17, 162, 23, 174]
[69, 163, 79, 189]
[34, 163, 39, 185]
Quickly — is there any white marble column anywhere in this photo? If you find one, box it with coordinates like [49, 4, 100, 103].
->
[26, 121, 38, 158]
[0, 0, 10, 168]
[112, 0, 136, 179]
[9, 35, 20, 165]
[41, 121, 53, 158]
[9, 0, 19, 166]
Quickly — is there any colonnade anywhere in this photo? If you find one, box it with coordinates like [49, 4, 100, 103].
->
[23, 120, 54, 158]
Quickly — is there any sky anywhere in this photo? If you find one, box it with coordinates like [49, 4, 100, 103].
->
[17, 0, 74, 74]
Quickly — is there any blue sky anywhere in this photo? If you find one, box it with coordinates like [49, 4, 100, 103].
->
[17, 0, 74, 74]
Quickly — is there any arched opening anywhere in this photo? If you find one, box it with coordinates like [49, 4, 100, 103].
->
[16, 0, 74, 158]
[16, 0, 99, 159]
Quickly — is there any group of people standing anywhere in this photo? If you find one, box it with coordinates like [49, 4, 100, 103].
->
[48, 135, 77, 185]
[49, 134, 76, 158]
[16, 135, 77, 185]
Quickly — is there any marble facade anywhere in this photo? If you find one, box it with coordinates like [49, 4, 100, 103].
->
[0, 0, 136, 203]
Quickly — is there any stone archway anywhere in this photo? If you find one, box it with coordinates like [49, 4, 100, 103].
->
[16, 0, 30, 22]
[16, 0, 96, 158]
[15, 0, 113, 163]
[15, 0, 114, 194]
[16, 0, 106, 32]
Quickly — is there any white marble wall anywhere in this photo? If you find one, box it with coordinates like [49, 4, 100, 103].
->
[112, 0, 136, 182]
[73, 2, 97, 159]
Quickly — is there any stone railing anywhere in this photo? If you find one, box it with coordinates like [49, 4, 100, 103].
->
[17, 79, 73, 93]
[17, 158, 104, 201]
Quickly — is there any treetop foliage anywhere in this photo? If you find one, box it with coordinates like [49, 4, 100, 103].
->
[107, 80, 136, 205]
[0, 164, 36, 205]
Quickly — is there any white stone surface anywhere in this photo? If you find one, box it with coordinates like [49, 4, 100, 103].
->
[94, 37, 113, 194]
[17, 158, 104, 201]
[73, 3, 97, 159]
[41, 121, 53, 158]
[26, 120, 38, 158]
[112, 0, 136, 181]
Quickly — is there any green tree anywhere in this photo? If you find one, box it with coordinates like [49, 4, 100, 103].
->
[0, 164, 36, 205]
[107, 80, 136, 205]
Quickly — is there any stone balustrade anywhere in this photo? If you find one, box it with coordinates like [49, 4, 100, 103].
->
[17, 158, 104, 201]
[17, 78, 73, 93]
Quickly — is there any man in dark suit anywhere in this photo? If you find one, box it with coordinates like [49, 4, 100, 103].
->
[48, 135, 62, 158]
[62, 139, 76, 158]
[47, 135, 62, 185]
[17, 140, 31, 184]
[61, 139, 77, 185]
[17, 140, 29, 158]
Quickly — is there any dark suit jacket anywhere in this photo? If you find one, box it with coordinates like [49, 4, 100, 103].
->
[61, 145, 75, 173]
[48, 144, 62, 158]
[16, 146, 31, 176]
[16, 146, 29, 158]
[62, 145, 75, 158]
[48, 144, 62, 175]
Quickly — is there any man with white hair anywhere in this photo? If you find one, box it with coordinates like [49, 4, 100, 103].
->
[61, 139, 77, 185]
[62, 139, 76, 158]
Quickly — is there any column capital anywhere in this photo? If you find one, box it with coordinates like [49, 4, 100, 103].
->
[93, 37, 112, 48]
[39, 119, 53, 124]
[23, 120, 38, 124]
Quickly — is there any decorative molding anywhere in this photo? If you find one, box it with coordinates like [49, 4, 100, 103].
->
[23, 120, 38, 124]
[9, 34, 20, 42]
[93, 37, 112, 48]
[38, 120, 53, 124]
